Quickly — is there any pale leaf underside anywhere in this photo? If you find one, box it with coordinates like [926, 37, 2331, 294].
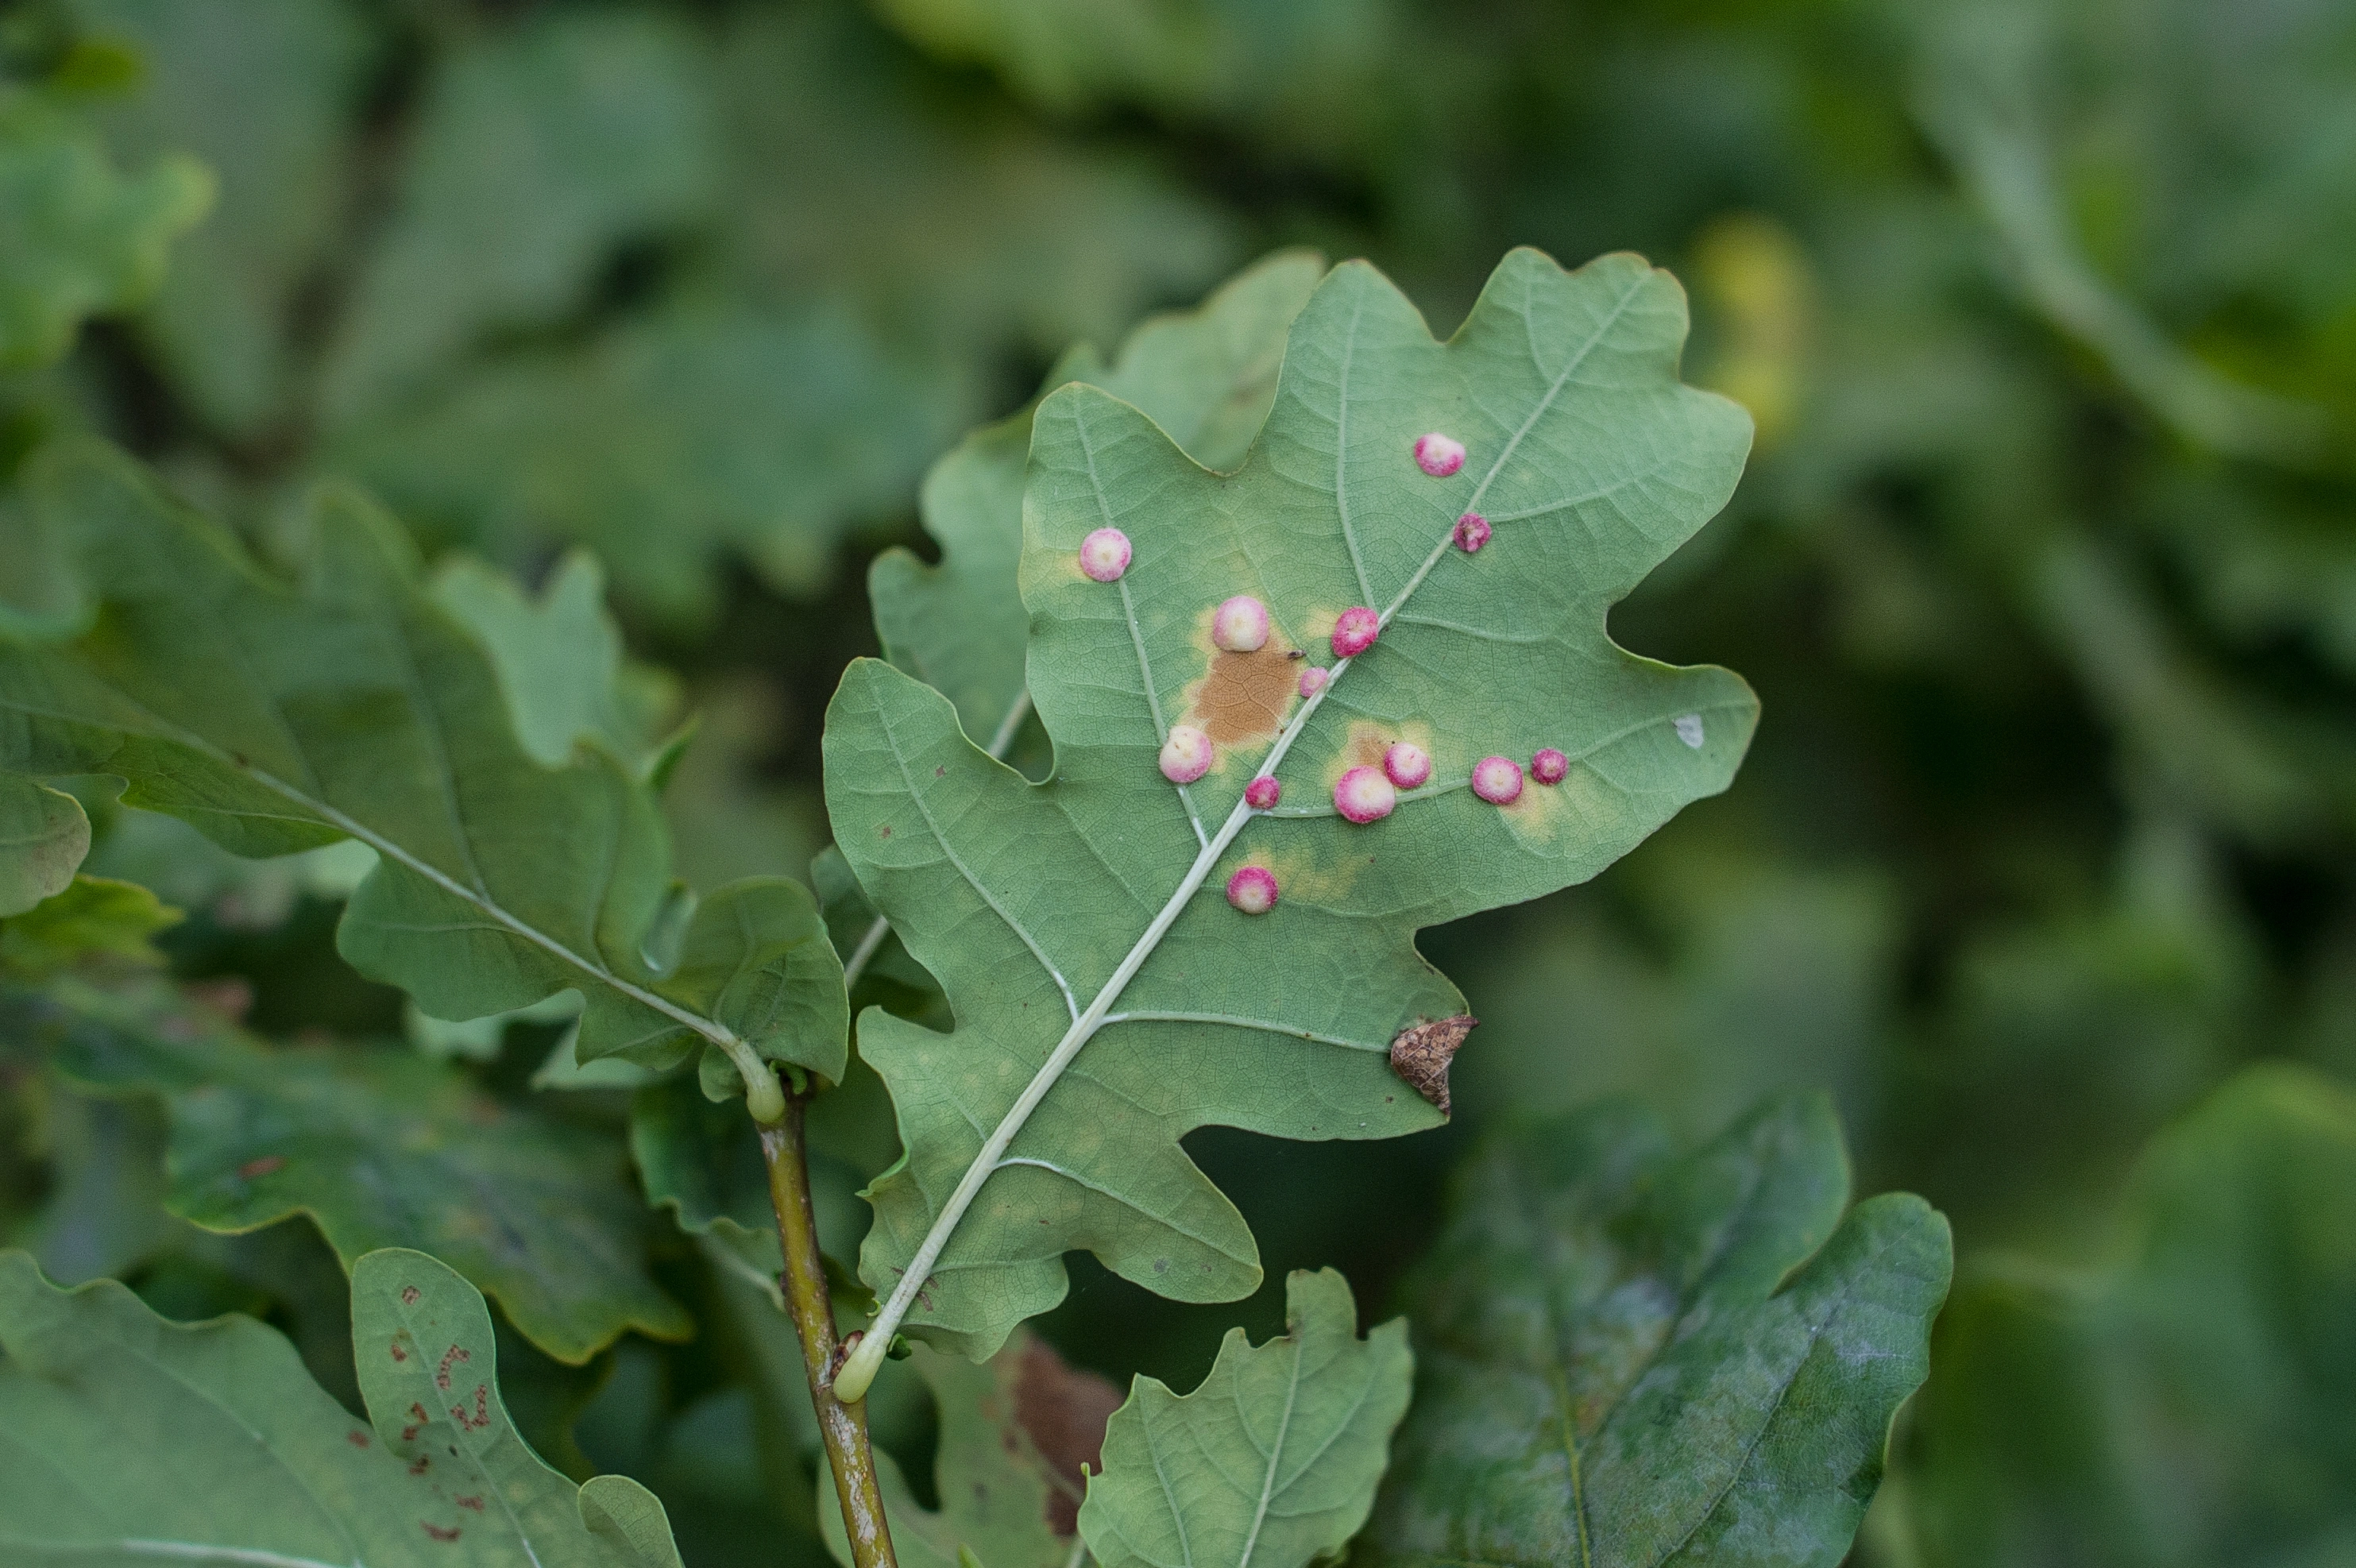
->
[825, 247, 1757, 1379]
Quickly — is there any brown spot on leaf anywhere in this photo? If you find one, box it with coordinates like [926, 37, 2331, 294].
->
[1388, 1015, 1476, 1115]
[1011, 1335, 1122, 1535]
[435, 1344, 470, 1392]
[1184, 645, 1296, 745]
[455, 1495, 485, 1512]
[390, 1338, 408, 1362]
[400, 1285, 420, 1305]
[422, 1523, 459, 1543]
[346, 1429, 372, 1448]
[238, 1155, 285, 1180]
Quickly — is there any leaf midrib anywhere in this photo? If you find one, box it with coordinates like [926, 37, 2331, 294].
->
[0, 684, 743, 1058]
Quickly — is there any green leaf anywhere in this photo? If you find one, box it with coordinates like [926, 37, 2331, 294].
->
[718, 6, 1236, 364]
[825, 1331, 1122, 1568]
[1361, 1096, 1952, 1568]
[1904, 1063, 2356, 1567]
[319, 7, 720, 426]
[33, 972, 690, 1360]
[0, 875, 175, 977]
[871, 249, 1325, 757]
[823, 248, 1756, 1385]
[1080, 1267, 1412, 1568]
[0, 87, 211, 370]
[72, 0, 375, 436]
[342, 303, 960, 622]
[0, 444, 846, 1110]
[427, 550, 677, 771]
[0, 1242, 682, 1564]
[0, 775, 88, 916]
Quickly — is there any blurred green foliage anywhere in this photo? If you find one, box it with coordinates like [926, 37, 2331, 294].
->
[0, 0, 2351, 1562]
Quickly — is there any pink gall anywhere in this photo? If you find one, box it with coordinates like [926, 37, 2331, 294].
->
[1471, 755, 1524, 805]
[1453, 512, 1491, 552]
[1331, 607, 1380, 659]
[1226, 865, 1279, 915]
[1159, 724, 1213, 784]
[1414, 432, 1466, 477]
[1213, 594, 1270, 652]
[1245, 776, 1281, 810]
[1079, 527, 1131, 582]
[1383, 741, 1431, 790]
[1530, 747, 1568, 785]
[1334, 765, 1396, 824]
[1298, 666, 1329, 699]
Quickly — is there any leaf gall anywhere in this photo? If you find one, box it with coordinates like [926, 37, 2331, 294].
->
[1331, 607, 1380, 658]
[1159, 724, 1214, 783]
[1471, 755, 1524, 804]
[1334, 766, 1396, 823]
[1225, 866, 1279, 914]
[1080, 527, 1132, 582]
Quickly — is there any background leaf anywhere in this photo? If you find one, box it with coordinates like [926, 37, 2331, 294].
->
[822, 1333, 1119, 1568]
[0, 1243, 681, 1565]
[0, 87, 210, 370]
[825, 246, 1755, 1365]
[1080, 1267, 1410, 1568]
[1364, 1095, 1952, 1568]
[0, 774, 89, 915]
[0, 446, 845, 1092]
[1902, 1064, 2356, 1567]
[26, 972, 690, 1361]
[316, 6, 720, 427]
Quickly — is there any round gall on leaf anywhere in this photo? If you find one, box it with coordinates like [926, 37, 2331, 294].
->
[1471, 755, 1524, 804]
[1531, 747, 1568, 785]
[1383, 741, 1431, 790]
[1245, 776, 1281, 810]
[1334, 765, 1396, 824]
[1158, 724, 1213, 784]
[1079, 527, 1132, 582]
[1213, 594, 1270, 652]
[1225, 865, 1278, 915]
[1298, 666, 1329, 699]
[1453, 512, 1491, 552]
[1331, 607, 1380, 658]
[1414, 432, 1466, 477]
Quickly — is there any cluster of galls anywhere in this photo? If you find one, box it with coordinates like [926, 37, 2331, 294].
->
[1086, 429, 1557, 917]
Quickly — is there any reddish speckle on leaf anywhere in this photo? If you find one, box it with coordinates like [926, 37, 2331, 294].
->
[1159, 724, 1214, 784]
[1244, 775, 1281, 810]
[1389, 1015, 1477, 1114]
[1531, 747, 1569, 784]
[422, 1523, 460, 1543]
[1080, 527, 1131, 582]
[1297, 666, 1329, 699]
[408, 1454, 431, 1475]
[400, 1285, 420, 1305]
[450, 1384, 491, 1431]
[346, 1429, 372, 1448]
[1383, 742, 1431, 790]
[1414, 432, 1466, 477]
[455, 1496, 485, 1513]
[1453, 512, 1491, 552]
[237, 1154, 285, 1180]
[1334, 766, 1396, 824]
[435, 1344, 470, 1393]
[1331, 607, 1379, 659]
[1472, 755, 1524, 804]
[1225, 866, 1279, 915]
[1213, 595, 1270, 652]
[390, 1338, 408, 1362]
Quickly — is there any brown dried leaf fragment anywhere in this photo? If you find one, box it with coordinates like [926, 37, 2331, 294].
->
[1012, 1335, 1123, 1533]
[1388, 1015, 1476, 1115]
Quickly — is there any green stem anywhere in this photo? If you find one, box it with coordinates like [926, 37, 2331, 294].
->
[759, 1085, 896, 1568]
